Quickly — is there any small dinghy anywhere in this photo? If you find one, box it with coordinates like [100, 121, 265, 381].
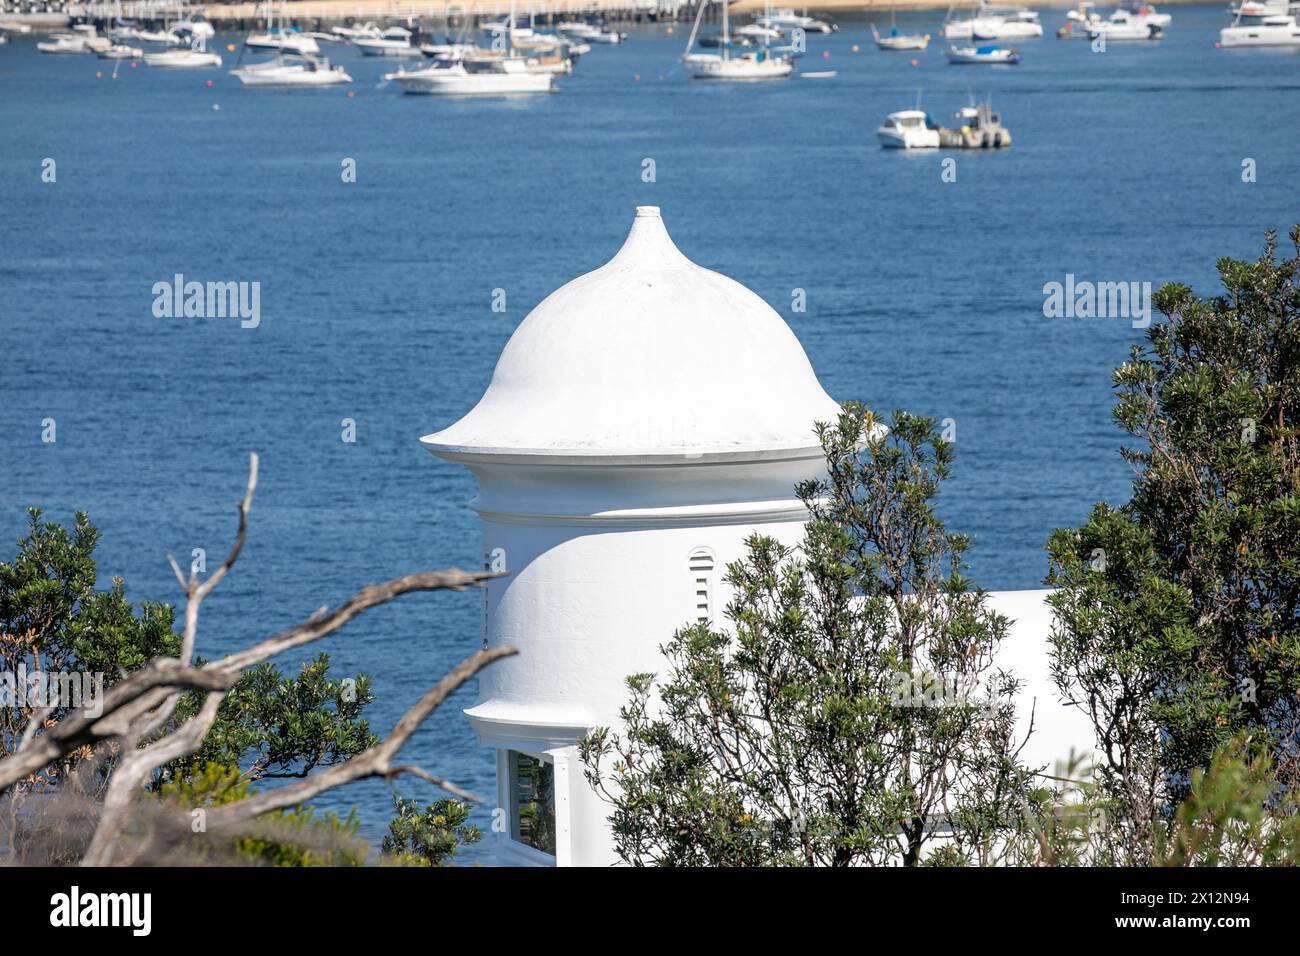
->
[946, 43, 1020, 63]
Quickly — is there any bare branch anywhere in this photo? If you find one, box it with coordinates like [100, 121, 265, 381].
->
[202, 645, 516, 832]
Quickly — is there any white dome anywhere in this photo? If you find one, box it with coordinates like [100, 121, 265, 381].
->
[421, 206, 840, 460]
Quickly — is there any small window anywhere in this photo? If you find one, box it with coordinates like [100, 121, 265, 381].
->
[511, 752, 556, 855]
[689, 548, 714, 623]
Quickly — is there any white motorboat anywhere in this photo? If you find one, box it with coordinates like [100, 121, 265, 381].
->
[332, 21, 383, 40]
[145, 37, 222, 68]
[421, 41, 479, 59]
[945, 3, 1043, 40]
[872, 22, 931, 49]
[131, 28, 185, 46]
[246, 29, 320, 55]
[388, 5, 555, 94]
[1221, 0, 1300, 45]
[99, 43, 143, 58]
[756, 8, 838, 32]
[1118, 3, 1171, 27]
[1088, 9, 1164, 39]
[736, 23, 781, 40]
[230, 53, 352, 86]
[510, 30, 567, 52]
[682, 0, 793, 80]
[38, 32, 95, 54]
[946, 43, 1021, 62]
[353, 30, 421, 57]
[38, 31, 110, 54]
[587, 29, 627, 43]
[876, 109, 941, 148]
[247, 2, 320, 55]
[555, 20, 601, 39]
[173, 16, 215, 41]
[385, 57, 554, 94]
[1, 21, 33, 34]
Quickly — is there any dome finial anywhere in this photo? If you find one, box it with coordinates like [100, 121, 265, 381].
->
[617, 205, 681, 265]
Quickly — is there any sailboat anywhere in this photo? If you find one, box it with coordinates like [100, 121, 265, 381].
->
[247, 1, 320, 55]
[145, 35, 222, 68]
[682, 0, 793, 80]
[872, 10, 931, 49]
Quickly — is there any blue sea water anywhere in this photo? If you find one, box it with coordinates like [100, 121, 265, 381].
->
[1, 5, 1298, 857]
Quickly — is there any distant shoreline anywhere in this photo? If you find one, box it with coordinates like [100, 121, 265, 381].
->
[166, 0, 1222, 24]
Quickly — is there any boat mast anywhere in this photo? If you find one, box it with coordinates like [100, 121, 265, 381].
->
[683, 0, 707, 56]
[722, 0, 730, 61]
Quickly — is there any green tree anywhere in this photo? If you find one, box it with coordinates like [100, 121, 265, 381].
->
[581, 405, 1037, 866]
[0, 509, 179, 786]
[382, 796, 482, 866]
[0, 511, 480, 867]
[1046, 227, 1300, 861]
[169, 653, 378, 783]
[158, 761, 369, 866]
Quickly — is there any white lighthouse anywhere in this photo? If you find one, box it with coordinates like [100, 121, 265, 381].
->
[421, 206, 841, 866]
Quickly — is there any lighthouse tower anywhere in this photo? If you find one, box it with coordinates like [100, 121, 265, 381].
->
[421, 207, 841, 866]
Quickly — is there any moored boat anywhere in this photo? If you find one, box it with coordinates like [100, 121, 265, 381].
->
[872, 22, 931, 50]
[876, 109, 941, 148]
[946, 43, 1021, 63]
[1220, 0, 1300, 45]
[230, 53, 352, 86]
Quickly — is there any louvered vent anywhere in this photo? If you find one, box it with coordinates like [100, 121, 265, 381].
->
[689, 549, 714, 623]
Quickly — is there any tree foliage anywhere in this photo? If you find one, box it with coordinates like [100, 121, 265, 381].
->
[1046, 226, 1300, 862]
[581, 405, 1037, 865]
[382, 796, 482, 866]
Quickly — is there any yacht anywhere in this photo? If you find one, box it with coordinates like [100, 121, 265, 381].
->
[173, 16, 215, 41]
[1220, 0, 1300, 45]
[331, 21, 383, 40]
[384, 56, 555, 94]
[98, 43, 143, 59]
[682, 0, 793, 79]
[1088, 9, 1164, 39]
[230, 53, 352, 86]
[131, 28, 185, 46]
[1118, 3, 1171, 27]
[872, 22, 931, 49]
[247, 2, 320, 55]
[246, 29, 320, 55]
[353, 27, 421, 57]
[555, 20, 601, 39]
[587, 28, 627, 43]
[946, 43, 1021, 62]
[876, 110, 940, 148]
[756, 8, 837, 32]
[38, 32, 101, 53]
[945, 3, 1044, 40]
[145, 37, 222, 68]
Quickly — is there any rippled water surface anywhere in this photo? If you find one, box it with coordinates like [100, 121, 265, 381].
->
[2, 5, 1298, 855]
